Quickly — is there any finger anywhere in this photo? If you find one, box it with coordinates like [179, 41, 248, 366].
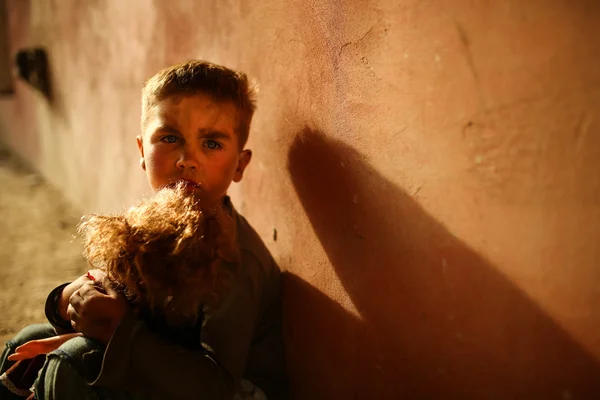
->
[67, 303, 80, 322]
[79, 281, 106, 297]
[77, 281, 97, 296]
[69, 309, 84, 332]
[101, 279, 119, 296]
[68, 288, 85, 313]
[99, 278, 125, 300]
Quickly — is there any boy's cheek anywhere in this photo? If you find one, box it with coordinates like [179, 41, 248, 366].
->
[145, 150, 171, 170]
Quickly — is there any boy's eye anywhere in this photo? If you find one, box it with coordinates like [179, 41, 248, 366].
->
[204, 140, 222, 150]
[161, 135, 179, 144]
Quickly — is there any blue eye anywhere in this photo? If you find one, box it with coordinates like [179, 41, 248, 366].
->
[161, 135, 179, 143]
[204, 140, 222, 149]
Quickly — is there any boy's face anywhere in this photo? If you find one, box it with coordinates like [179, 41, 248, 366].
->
[137, 93, 251, 207]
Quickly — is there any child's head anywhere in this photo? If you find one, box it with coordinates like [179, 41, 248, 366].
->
[78, 183, 238, 325]
[137, 60, 257, 206]
[141, 60, 256, 149]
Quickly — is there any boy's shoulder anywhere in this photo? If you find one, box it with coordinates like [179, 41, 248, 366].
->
[224, 197, 280, 287]
[233, 208, 274, 269]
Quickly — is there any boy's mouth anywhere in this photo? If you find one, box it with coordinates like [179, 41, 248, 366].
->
[169, 179, 202, 191]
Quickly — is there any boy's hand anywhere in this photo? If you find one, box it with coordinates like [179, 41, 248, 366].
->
[67, 278, 128, 344]
[58, 269, 107, 322]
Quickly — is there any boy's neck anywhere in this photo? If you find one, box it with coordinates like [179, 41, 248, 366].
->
[222, 195, 233, 215]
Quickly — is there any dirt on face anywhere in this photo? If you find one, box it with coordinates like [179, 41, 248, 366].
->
[0, 144, 86, 346]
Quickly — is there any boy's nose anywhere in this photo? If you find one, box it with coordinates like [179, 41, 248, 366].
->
[176, 148, 200, 170]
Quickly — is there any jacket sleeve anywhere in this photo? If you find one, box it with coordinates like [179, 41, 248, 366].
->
[91, 311, 235, 400]
[90, 249, 266, 400]
[44, 283, 76, 335]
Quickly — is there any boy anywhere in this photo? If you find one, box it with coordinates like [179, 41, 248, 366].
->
[0, 61, 287, 400]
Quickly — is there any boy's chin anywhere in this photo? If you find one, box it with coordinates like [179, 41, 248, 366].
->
[181, 188, 224, 208]
[155, 182, 225, 208]
[163, 180, 201, 194]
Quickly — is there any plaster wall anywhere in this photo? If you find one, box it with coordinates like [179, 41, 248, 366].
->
[1, 1, 599, 398]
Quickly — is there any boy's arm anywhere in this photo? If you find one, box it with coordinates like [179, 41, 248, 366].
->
[203, 250, 287, 399]
[90, 250, 267, 400]
[42, 275, 236, 399]
[92, 311, 236, 400]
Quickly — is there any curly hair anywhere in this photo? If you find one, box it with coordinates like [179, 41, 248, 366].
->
[77, 183, 238, 326]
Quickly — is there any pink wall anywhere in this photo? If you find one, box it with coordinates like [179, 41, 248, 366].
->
[1, 0, 599, 398]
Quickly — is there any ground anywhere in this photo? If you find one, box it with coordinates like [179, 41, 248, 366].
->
[0, 144, 85, 347]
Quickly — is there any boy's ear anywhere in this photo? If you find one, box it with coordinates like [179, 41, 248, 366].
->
[136, 136, 144, 157]
[136, 136, 146, 170]
[233, 150, 252, 183]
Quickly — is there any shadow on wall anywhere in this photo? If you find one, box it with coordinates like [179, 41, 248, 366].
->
[284, 128, 600, 400]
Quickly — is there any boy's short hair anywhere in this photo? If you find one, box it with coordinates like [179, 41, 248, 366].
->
[142, 60, 257, 149]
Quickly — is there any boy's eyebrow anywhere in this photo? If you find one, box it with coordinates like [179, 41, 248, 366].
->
[198, 129, 232, 140]
[153, 124, 179, 134]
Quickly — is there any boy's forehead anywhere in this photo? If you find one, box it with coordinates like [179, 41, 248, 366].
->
[161, 94, 236, 116]
[143, 94, 240, 133]
[156, 93, 215, 115]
